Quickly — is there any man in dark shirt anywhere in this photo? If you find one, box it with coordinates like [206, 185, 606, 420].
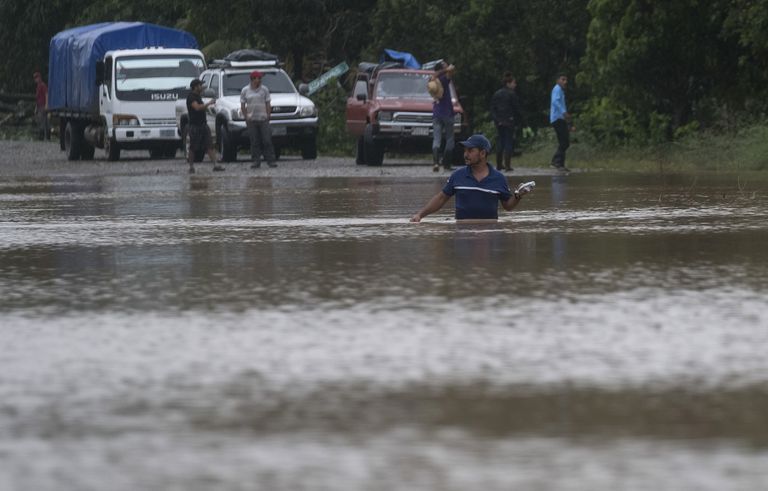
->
[430, 61, 456, 172]
[490, 72, 523, 172]
[186, 79, 223, 173]
[410, 134, 534, 222]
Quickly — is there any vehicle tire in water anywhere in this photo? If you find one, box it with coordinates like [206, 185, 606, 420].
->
[355, 137, 365, 165]
[301, 135, 317, 160]
[105, 137, 120, 161]
[364, 124, 384, 166]
[163, 144, 177, 158]
[64, 121, 82, 161]
[80, 142, 95, 160]
[220, 125, 237, 162]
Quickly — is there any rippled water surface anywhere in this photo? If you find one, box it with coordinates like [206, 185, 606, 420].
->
[2, 171, 768, 490]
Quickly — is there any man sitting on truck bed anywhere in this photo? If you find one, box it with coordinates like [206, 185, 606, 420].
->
[186, 79, 223, 173]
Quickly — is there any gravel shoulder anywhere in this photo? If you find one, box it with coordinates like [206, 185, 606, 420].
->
[0, 139, 556, 179]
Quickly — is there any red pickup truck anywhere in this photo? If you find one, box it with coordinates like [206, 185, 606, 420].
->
[346, 62, 467, 166]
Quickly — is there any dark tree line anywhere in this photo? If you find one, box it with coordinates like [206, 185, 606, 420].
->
[3, 0, 768, 144]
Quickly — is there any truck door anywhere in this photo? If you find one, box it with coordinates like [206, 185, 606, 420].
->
[100, 56, 113, 127]
[345, 75, 369, 135]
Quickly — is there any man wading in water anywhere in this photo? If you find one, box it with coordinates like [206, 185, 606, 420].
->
[410, 134, 534, 222]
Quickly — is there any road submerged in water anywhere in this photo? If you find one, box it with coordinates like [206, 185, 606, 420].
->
[2, 140, 768, 490]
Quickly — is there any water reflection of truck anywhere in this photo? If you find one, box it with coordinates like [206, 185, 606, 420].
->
[48, 22, 206, 161]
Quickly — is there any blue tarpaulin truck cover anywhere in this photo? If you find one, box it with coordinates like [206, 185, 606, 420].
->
[380, 49, 421, 69]
[48, 22, 199, 113]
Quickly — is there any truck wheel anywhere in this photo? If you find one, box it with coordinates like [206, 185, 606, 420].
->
[163, 144, 178, 158]
[81, 143, 95, 160]
[64, 121, 83, 161]
[363, 124, 384, 166]
[220, 125, 237, 162]
[301, 135, 317, 160]
[105, 137, 120, 161]
[355, 137, 365, 165]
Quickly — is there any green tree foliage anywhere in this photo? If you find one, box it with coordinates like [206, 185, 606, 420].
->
[74, 0, 188, 27]
[0, 0, 90, 92]
[185, 0, 375, 80]
[578, 0, 744, 144]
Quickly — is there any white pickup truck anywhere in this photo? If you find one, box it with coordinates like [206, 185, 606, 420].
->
[176, 53, 318, 162]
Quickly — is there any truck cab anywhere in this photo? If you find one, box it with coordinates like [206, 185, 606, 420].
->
[98, 48, 206, 160]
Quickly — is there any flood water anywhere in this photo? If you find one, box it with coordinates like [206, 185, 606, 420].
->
[2, 169, 768, 490]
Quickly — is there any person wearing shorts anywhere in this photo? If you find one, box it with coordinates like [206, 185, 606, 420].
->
[186, 78, 223, 173]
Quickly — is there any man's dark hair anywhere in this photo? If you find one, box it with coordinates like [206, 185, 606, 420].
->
[503, 71, 515, 84]
[189, 78, 203, 89]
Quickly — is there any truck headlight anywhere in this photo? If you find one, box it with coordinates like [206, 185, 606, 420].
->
[231, 108, 244, 121]
[378, 111, 393, 122]
[113, 114, 140, 126]
[299, 106, 317, 117]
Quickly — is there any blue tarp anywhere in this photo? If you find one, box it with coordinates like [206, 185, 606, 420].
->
[380, 49, 421, 69]
[48, 22, 199, 112]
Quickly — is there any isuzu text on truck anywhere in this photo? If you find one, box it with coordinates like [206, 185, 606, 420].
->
[48, 22, 206, 161]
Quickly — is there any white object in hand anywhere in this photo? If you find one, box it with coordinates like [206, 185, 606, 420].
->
[515, 181, 536, 196]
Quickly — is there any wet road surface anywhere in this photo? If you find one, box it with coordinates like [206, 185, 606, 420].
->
[2, 141, 768, 490]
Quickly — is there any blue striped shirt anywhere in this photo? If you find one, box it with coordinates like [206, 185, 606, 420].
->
[442, 164, 512, 219]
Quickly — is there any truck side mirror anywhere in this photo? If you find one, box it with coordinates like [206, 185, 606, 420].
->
[95, 61, 105, 85]
[353, 80, 367, 101]
[203, 88, 215, 98]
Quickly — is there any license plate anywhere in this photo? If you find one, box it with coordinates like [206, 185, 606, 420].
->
[160, 129, 175, 137]
[412, 127, 429, 136]
[272, 126, 287, 136]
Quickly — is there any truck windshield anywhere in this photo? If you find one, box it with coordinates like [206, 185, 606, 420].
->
[374, 72, 433, 100]
[223, 71, 296, 96]
[115, 55, 205, 101]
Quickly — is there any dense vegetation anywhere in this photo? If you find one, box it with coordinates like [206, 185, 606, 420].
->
[3, 0, 768, 166]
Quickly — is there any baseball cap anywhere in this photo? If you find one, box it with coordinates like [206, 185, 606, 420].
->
[250, 70, 263, 79]
[190, 78, 203, 89]
[459, 134, 492, 152]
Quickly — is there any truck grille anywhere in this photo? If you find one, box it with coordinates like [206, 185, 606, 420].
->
[271, 106, 297, 114]
[393, 112, 432, 124]
[142, 118, 177, 126]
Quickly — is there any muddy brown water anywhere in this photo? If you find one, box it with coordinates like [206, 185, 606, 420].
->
[2, 143, 768, 490]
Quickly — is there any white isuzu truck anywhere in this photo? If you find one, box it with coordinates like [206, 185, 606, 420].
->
[48, 22, 206, 161]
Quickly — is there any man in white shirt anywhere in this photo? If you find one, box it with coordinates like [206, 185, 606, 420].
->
[240, 70, 276, 168]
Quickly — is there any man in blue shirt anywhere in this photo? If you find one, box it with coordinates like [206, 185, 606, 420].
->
[550, 74, 571, 172]
[410, 134, 533, 221]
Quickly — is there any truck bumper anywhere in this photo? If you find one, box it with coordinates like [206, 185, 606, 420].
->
[114, 126, 180, 143]
[371, 123, 465, 148]
[227, 118, 318, 147]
